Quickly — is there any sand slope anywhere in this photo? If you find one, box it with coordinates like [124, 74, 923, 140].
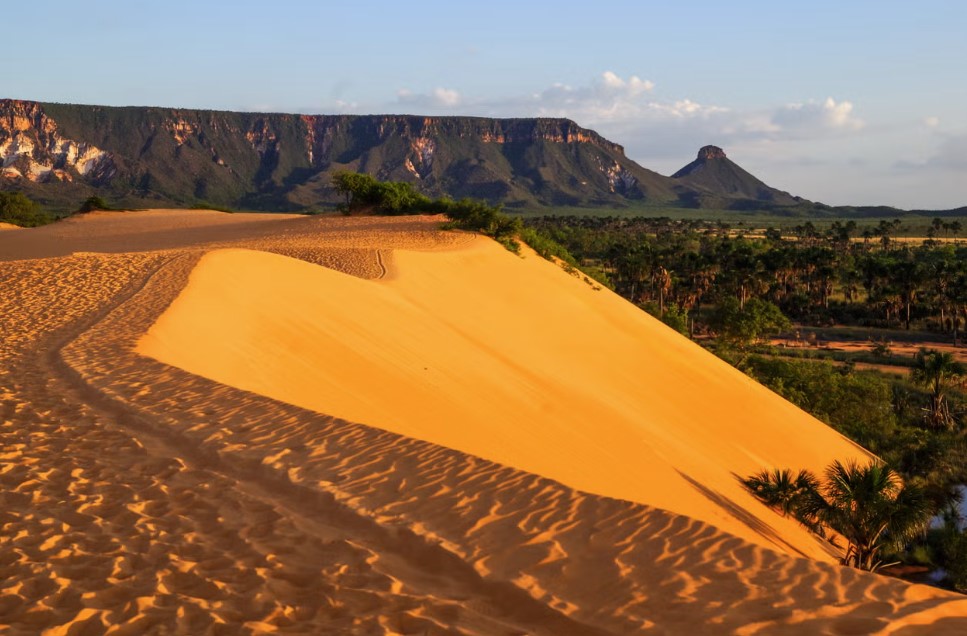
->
[2, 211, 966, 634]
[139, 238, 869, 560]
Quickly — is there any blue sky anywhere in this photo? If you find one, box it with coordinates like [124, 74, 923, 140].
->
[5, 1, 966, 208]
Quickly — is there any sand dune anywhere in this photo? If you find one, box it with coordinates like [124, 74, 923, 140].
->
[139, 239, 867, 560]
[1, 210, 965, 634]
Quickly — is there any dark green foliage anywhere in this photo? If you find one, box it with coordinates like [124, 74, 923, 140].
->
[939, 522, 967, 592]
[78, 196, 110, 213]
[524, 216, 967, 339]
[738, 355, 966, 486]
[517, 227, 578, 264]
[744, 468, 823, 530]
[739, 357, 896, 450]
[712, 297, 790, 346]
[441, 200, 522, 241]
[744, 460, 934, 571]
[0, 191, 53, 227]
[331, 172, 525, 248]
[527, 213, 967, 579]
[911, 348, 965, 429]
[332, 171, 431, 215]
[643, 302, 690, 335]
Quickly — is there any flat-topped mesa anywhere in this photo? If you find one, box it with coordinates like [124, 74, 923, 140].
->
[8, 99, 810, 210]
[696, 145, 727, 160]
[294, 115, 626, 155]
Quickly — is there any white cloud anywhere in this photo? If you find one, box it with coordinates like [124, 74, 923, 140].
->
[473, 72, 729, 135]
[379, 73, 873, 186]
[387, 74, 865, 179]
[600, 71, 654, 95]
[432, 87, 461, 107]
[323, 70, 961, 208]
[396, 86, 462, 109]
[770, 97, 864, 134]
[332, 99, 360, 113]
[410, 74, 863, 152]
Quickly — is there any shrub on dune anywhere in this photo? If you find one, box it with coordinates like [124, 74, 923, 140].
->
[744, 460, 934, 571]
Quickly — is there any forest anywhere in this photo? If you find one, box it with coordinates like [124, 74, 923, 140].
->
[525, 216, 966, 338]
[526, 215, 967, 589]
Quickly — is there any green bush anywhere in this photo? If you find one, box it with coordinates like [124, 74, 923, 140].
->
[0, 191, 53, 227]
[740, 356, 897, 451]
[332, 171, 430, 215]
[330, 172, 528, 249]
[78, 195, 111, 213]
[643, 302, 690, 336]
[942, 527, 967, 592]
[711, 297, 790, 346]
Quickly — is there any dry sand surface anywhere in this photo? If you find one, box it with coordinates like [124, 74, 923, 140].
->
[1, 209, 966, 634]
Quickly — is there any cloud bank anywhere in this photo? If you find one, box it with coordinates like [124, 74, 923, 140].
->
[381, 72, 960, 208]
[393, 72, 863, 152]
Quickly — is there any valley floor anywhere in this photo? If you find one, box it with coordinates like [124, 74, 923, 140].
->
[1, 211, 966, 634]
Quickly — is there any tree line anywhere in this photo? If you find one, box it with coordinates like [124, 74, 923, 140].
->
[526, 216, 967, 343]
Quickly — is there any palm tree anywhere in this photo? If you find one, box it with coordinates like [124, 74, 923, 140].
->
[911, 348, 965, 429]
[743, 468, 823, 534]
[811, 461, 932, 571]
[651, 264, 672, 318]
[744, 460, 933, 571]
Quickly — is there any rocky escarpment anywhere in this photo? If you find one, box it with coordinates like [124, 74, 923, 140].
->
[0, 100, 116, 185]
[0, 100, 799, 212]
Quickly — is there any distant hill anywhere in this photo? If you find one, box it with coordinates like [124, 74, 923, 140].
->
[671, 145, 803, 208]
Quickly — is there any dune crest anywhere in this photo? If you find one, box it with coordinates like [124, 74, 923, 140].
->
[2, 211, 964, 633]
[140, 238, 870, 560]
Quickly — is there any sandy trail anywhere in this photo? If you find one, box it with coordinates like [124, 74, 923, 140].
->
[1, 210, 966, 634]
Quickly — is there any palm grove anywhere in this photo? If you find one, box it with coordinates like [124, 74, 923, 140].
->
[526, 215, 967, 588]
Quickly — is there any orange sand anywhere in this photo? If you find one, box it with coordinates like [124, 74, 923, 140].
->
[141, 241, 869, 560]
[1, 209, 964, 634]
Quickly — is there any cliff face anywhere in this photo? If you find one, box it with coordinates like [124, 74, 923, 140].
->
[2, 100, 792, 212]
[0, 99, 691, 211]
[0, 100, 116, 185]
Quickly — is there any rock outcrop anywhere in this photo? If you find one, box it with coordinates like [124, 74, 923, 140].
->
[0, 100, 115, 186]
[0, 100, 803, 212]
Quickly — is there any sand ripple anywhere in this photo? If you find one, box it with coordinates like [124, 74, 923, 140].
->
[0, 212, 965, 634]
